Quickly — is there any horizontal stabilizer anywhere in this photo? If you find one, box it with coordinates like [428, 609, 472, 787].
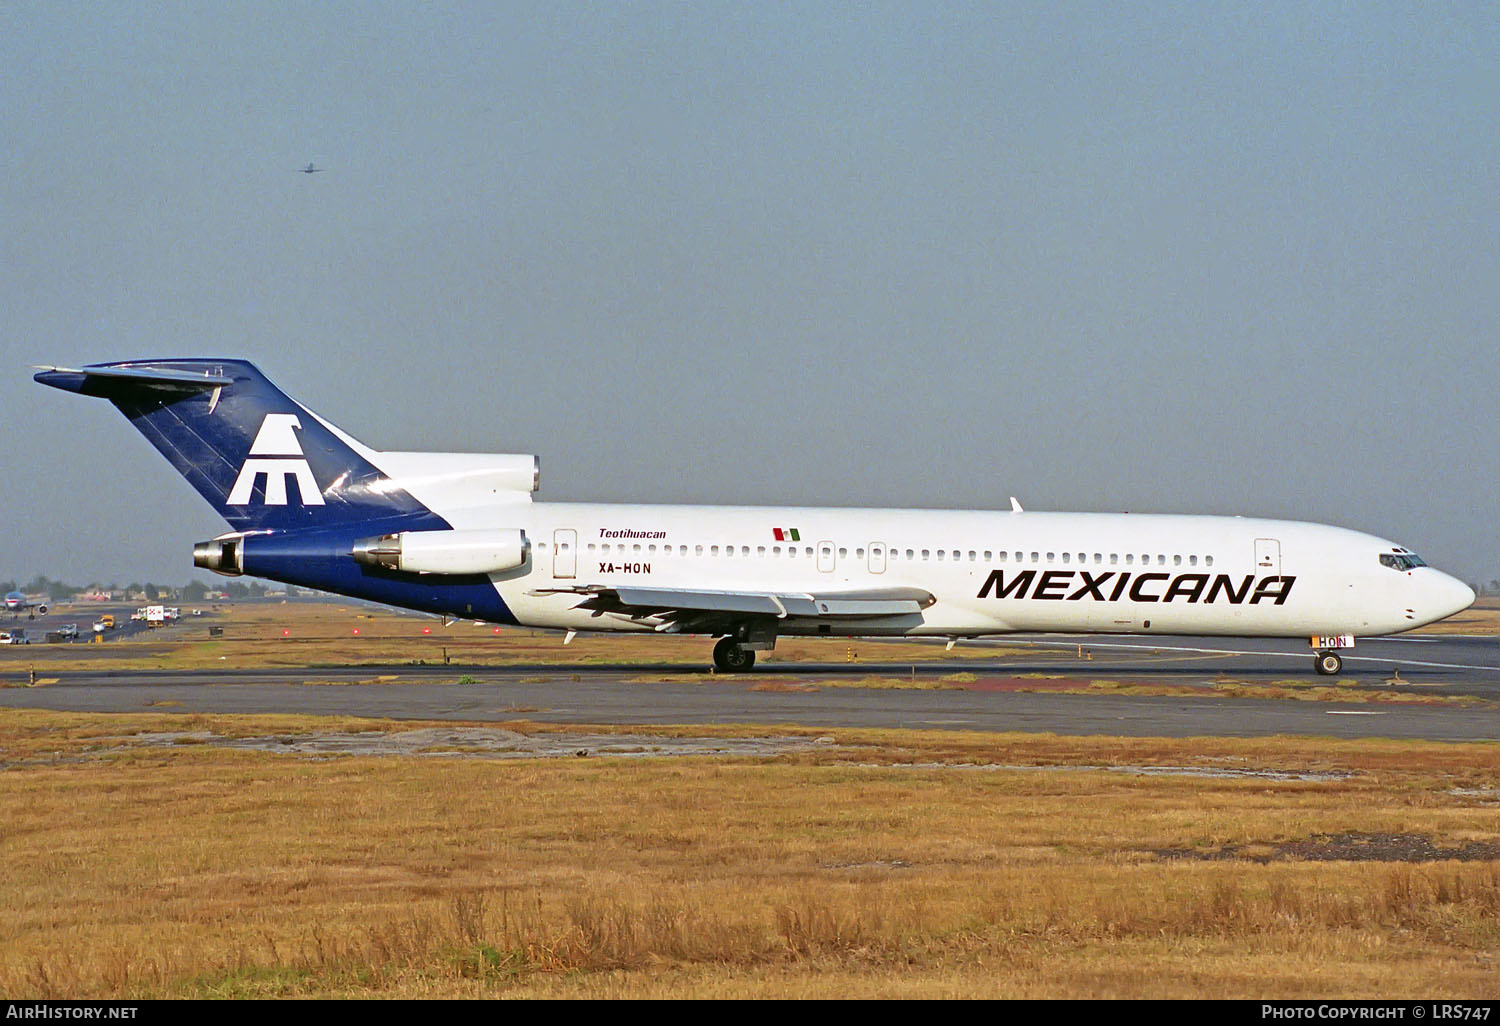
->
[35, 364, 234, 394]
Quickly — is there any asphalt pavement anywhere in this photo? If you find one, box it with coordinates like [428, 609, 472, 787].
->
[2, 631, 1497, 742]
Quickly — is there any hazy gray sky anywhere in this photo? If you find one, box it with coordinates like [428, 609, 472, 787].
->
[4, 2, 1497, 586]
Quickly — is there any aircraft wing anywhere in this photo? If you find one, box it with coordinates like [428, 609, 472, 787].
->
[531, 584, 934, 632]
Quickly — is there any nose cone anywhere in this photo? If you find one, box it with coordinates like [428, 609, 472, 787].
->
[1430, 571, 1476, 622]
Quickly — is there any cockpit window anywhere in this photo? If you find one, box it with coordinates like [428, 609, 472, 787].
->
[1379, 553, 1427, 571]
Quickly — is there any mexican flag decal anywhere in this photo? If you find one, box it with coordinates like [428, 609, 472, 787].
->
[772, 528, 801, 542]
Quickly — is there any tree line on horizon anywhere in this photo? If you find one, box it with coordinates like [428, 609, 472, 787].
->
[0, 576, 287, 602]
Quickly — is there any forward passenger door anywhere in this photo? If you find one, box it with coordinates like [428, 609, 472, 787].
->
[1254, 538, 1281, 578]
[554, 529, 577, 579]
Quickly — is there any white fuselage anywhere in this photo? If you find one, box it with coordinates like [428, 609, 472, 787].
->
[37, 359, 1476, 663]
[446, 502, 1473, 639]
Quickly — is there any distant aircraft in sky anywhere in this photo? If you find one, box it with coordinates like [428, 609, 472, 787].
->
[297, 163, 324, 174]
[3, 592, 47, 618]
[34, 359, 1475, 676]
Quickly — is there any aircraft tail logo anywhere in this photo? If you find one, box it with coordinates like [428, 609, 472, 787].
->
[226, 414, 325, 506]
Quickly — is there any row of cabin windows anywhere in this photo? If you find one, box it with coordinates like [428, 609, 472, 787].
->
[575, 541, 1213, 567]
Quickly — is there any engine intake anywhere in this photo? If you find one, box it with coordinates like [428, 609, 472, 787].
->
[351, 528, 528, 575]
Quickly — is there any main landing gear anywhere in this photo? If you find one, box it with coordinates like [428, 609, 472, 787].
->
[1314, 650, 1343, 676]
[712, 636, 756, 673]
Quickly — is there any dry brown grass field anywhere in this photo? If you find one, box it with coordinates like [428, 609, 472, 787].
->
[1417, 596, 1500, 635]
[2, 599, 1497, 998]
[2, 708, 1499, 999]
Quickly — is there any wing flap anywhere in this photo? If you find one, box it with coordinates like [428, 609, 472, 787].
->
[532, 584, 934, 621]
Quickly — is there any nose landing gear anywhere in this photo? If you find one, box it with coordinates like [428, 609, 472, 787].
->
[1314, 650, 1343, 676]
[1310, 634, 1353, 676]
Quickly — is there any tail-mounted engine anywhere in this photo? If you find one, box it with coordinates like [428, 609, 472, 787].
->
[351, 528, 529, 575]
[193, 535, 245, 577]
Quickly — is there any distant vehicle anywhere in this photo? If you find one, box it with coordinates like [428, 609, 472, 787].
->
[4, 591, 48, 618]
[57, 623, 79, 639]
[101, 614, 115, 629]
[92, 620, 108, 634]
[297, 162, 325, 174]
[0, 629, 29, 645]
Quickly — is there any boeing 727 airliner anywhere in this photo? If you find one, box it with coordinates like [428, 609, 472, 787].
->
[35, 360, 1474, 675]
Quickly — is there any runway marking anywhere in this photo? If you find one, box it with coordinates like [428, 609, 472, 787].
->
[1343, 655, 1500, 673]
[993, 639, 1310, 660]
[982, 639, 1500, 675]
[1326, 711, 1386, 716]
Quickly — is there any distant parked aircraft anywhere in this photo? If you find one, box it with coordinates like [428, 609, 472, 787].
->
[3, 591, 48, 618]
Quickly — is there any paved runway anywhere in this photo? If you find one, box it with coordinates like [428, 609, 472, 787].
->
[2, 632, 1497, 741]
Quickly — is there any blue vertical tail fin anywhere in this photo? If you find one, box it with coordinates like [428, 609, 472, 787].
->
[34, 359, 433, 532]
